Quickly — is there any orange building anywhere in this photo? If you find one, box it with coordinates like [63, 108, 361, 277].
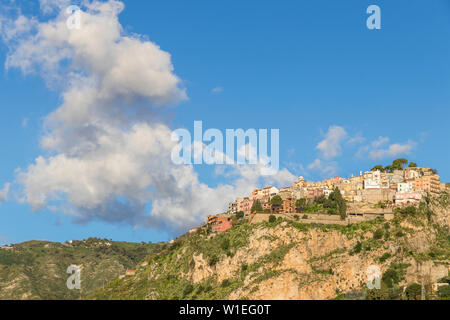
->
[415, 175, 441, 195]
[207, 215, 233, 233]
[282, 198, 295, 213]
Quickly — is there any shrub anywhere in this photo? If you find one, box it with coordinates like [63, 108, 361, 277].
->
[373, 229, 384, 240]
[220, 238, 230, 251]
[294, 215, 299, 221]
[381, 263, 409, 289]
[221, 279, 231, 287]
[268, 215, 276, 223]
[395, 206, 417, 216]
[208, 254, 219, 266]
[379, 252, 391, 263]
[438, 285, 450, 299]
[295, 198, 307, 212]
[302, 214, 308, 219]
[236, 211, 244, 219]
[405, 283, 422, 300]
[350, 241, 362, 255]
[183, 284, 194, 296]
[395, 231, 405, 237]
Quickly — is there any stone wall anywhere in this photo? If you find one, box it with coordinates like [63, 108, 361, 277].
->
[250, 212, 394, 225]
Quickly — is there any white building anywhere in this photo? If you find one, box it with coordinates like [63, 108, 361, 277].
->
[364, 170, 381, 189]
[228, 201, 238, 214]
[397, 182, 413, 193]
[262, 186, 279, 198]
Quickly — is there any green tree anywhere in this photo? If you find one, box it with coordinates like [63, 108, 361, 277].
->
[438, 285, 450, 299]
[408, 162, 418, 168]
[235, 211, 244, 219]
[295, 198, 307, 212]
[332, 187, 347, 220]
[251, 200, 263, 213]
[270, 195, 283, 205]
[393, 158, 408, 169]
[366, 282, 390, 300]
[314, 194, 326, 204]
[268, 215, 276, 223]
[405, 283, 422, 300]
[371, 165, 384, 172]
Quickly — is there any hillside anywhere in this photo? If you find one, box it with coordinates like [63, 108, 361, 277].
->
[0, 238, 165, 300]
[92, 193, 450, 300]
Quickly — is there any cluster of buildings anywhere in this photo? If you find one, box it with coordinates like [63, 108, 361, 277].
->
[205, 166, 446, 233]
[228, 166, 444, 214]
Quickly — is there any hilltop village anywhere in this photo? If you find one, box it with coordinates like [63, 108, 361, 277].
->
[206, 159, 448, 233]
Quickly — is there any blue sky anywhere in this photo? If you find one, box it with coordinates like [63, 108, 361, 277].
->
[0, 0, 449, 245]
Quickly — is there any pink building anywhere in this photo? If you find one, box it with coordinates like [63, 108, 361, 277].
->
[211, 219, 233, 233]
[395, 192, 422, 206]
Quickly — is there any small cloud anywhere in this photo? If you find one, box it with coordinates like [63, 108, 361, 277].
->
[369, 141, 416, 160]
[371, 136, 390, 148]
[419, 132, 428, 143]
[286, 148, 295, 158]
[347, 132, 365, 145]
[316, 126, 347, 159]
[308, 159, 338, 178]
[0, 183, 10, 203]
[211, 86, 224, 94]
[22, 118, 29, 128]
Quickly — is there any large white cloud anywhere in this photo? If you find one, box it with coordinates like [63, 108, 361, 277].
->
[1, 0, 295, 233]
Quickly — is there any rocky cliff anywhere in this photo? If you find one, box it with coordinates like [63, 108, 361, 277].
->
[92, 194, 449, 300]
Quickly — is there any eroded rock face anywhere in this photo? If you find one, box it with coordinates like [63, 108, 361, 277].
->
[202, 219, 447, 300]
[127, 207, 449, 301]
[404, 259, 449, 284]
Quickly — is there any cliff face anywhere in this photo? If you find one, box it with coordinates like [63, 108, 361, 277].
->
[93, 197, 449, 300]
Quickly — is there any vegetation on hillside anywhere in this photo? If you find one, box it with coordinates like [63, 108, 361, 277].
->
[0, 238, 164, 300]
[91, 194, 449, 300]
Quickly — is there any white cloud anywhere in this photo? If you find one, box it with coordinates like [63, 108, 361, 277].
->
[316, 126, 347, 159]
[211, 87, 223, 94]
[347, 132, 365, 145]
[355, 135, 416, 160]
[369, 141, 416, 160]
[38, 0, 72, 15]
[0, 183, 10, 203]
[307, 159, 337, 178]
[2, 1, 296, 233]
[371, 136, 390, 148]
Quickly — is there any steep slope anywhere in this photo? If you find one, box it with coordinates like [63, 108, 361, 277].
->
[93, 195, 449, 300]
[0, 238, 165, 300]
